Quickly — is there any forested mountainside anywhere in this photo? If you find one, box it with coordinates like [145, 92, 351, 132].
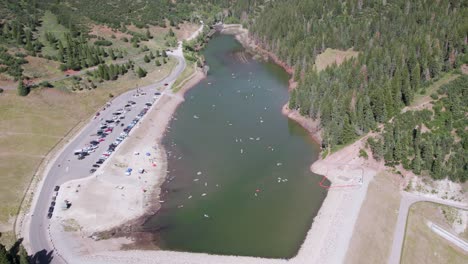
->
[40, 0, 262, 29]
[251, 0, 467, 181]
[0, 0, 260, 82]
[368, 75, 467, 182]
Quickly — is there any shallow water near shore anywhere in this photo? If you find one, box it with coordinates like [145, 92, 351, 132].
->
[143, 35, 328, 258]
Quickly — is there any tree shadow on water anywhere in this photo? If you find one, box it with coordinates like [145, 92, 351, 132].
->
[30, 249, 54, 264]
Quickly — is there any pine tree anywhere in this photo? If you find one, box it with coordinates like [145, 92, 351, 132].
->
[162, 50, 167, 58]
[410, 62, 420, 90]
[412, 150, 422, 174]
[341, 115, 356, 144]
[136, 67, 147, 78]
[146, 29, 152, 39]
[155, 59, 161, 66]
[109, 49, 116, 60]
[17, 78, 29, 96]
[168, 28, 175, 37]
[289, 89, 297, 109]
[144, 55, 150, 63]
[103, 65, 110, 80]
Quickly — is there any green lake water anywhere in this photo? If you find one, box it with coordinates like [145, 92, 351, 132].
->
[143, 35, 328, 258]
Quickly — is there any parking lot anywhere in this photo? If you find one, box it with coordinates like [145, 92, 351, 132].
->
[45, 87, 166, 219]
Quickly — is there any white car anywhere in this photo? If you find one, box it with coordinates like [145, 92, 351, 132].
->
[74, 149, 83, 155]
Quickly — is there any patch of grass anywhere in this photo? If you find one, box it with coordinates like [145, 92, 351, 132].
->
[401, 202, 467, 264]
[37, 11, 70, 58]
[410, 73, 458, 108]
[0, 230, 16, 249]
[22, 56, 63, 81]
[172, 61, 195, 93]
[315, 48, 359, 72]
[62, 218, 81, 232]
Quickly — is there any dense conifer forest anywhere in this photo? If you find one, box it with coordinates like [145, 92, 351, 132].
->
[251, 0, 467, 181]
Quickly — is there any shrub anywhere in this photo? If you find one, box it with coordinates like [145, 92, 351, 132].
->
[359, 149, 368, 159]
[39, 81, 53, 88]
[94, 40, 113, 46]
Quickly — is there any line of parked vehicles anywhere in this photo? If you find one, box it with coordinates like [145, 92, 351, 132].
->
[77, 93, 159, 175]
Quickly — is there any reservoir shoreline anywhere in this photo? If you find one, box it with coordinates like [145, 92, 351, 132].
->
[50, 25, 378, 264]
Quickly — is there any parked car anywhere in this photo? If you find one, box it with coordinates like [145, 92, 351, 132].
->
[47, 212, 53, 219]
[154, 92, 161, 95]
[48, 207, 54, 213]
[90, 168, 97, 173]
[92, 164, 100, 168]
[74, 149, 83, 155]
[54, 186, 60, 192]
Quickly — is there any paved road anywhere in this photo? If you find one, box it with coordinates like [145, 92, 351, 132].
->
[388, 192, 468, 264]
[28, 44, 187, 264]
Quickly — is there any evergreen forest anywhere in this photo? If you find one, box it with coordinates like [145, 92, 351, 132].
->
[251, 0, 467, 181]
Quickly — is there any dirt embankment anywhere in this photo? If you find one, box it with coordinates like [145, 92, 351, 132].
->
[282, 104, 322, 144]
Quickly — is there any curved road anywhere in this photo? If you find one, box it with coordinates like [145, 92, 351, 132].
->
[27, 44, 187, 264]
[388, 192, 468, 264]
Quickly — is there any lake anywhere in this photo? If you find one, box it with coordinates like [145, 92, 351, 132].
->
[143, 34, 328, 258]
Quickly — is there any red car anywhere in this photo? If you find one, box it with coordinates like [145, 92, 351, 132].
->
[98, 138, 105, 142]
[104, 128, 113, 133]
